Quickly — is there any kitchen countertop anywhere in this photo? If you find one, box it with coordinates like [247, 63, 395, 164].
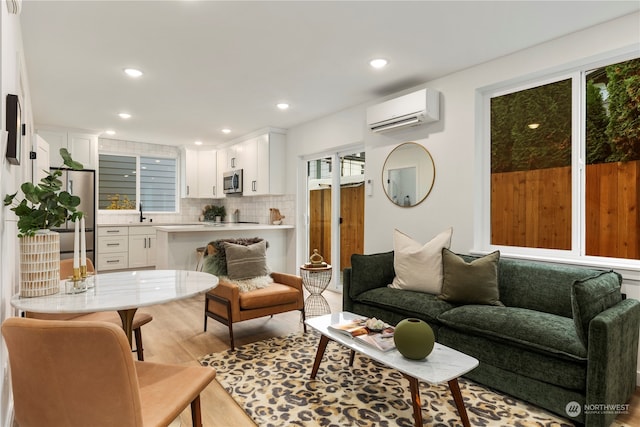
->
[154, 223, 294, 232]
[97, 222, 293, 228]
[97, 222, 200, 227]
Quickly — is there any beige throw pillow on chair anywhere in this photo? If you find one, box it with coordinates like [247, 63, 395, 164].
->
[224, 240, 270, 281]
[388, 227, 453, 294]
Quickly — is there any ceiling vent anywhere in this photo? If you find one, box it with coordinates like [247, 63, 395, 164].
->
[366, 88, 440, 133]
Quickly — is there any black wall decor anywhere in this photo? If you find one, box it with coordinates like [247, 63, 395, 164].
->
[6, 94, 22, 165]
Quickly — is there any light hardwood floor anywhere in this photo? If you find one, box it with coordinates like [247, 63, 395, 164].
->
[141, 289, 639, 427]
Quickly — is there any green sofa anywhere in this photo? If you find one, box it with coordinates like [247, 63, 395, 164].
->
[343, 251, 640, 427]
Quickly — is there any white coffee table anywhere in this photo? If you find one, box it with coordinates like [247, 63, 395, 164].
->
[305, 311, 479, 427]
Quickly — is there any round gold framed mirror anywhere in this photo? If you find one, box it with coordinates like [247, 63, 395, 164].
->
[382, 142, 435, 207]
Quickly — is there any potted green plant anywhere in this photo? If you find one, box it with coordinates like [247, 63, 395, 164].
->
[4, 148, 84, 236]
[4, 148, 84, 296]
[203, 205, 226, 222]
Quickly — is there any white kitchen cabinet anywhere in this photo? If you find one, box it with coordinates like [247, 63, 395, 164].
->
[216, 148, 227, 199]
[97, 226, 129, 271]
[243, 132, 285, 196]
[225, 145, 242, 169]
[215, 131, 285, 196]
[181, 147, 217, 198]
[181, 148, 199, 198]
[128, 227, 156, 268]
[240, 137, 258, 194]
[37, 129, 98, 170]
[197, 150, 217, 198]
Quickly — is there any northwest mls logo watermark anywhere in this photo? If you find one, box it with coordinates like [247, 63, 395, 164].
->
[565, 401, 630, 417]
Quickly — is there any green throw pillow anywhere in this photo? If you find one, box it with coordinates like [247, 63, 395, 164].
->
[202, 253, 227, 276]
[350, 251, 395, 299]
[571, 271, 622, 346]
[224, 240, 270, 280]
[439, 249, 503, 306]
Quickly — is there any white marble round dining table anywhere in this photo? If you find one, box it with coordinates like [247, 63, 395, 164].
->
[11, 269, 218, 345]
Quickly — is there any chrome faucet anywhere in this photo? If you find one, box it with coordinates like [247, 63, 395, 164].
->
[139, 203, 147, 223]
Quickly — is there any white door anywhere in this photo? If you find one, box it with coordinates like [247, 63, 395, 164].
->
[32, 134, 50, 184]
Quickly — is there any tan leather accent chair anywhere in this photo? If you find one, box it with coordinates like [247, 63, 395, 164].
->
[204, 272, 306, 350]
[2, 317, 216, 427]
[25, 258, 153, 361]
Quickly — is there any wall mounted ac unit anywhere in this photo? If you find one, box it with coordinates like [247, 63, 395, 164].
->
[366, 88, 439, 133]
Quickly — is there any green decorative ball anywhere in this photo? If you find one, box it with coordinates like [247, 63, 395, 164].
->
[393, 318, 435, 360]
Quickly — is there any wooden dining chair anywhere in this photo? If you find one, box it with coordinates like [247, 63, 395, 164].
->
[25, 258, 153, 361]
[2, 317, 216, 427]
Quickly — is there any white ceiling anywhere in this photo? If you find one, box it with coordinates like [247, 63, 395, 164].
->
[19, 1, 639, 148]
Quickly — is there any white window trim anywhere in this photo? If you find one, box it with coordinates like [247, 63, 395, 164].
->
[474, 47, 640, 278]
[98, 151, 179, 214]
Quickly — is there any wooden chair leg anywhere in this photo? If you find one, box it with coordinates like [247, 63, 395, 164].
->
[191, 395, 203, 427]
[134, 327, 144, 361]
[203, 298, 208, 331]
[300, 308, 307, 333]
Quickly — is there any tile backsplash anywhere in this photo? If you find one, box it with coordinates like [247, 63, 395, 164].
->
[98, 195, 295, 225]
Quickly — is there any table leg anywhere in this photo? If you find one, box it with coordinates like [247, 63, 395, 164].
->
[310, 334, 329, 379]
[117, 308, 138, 348]
[348, 349, 356, 367]
[404, 374, 423, 427]
[448, 378, 471, 427]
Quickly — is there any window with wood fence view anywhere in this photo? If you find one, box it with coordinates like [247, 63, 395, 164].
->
[490, 57, 639, 260]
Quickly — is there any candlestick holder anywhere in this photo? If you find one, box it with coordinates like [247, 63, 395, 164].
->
[80, 265, 87, 279]
[65, 268, 88, 294]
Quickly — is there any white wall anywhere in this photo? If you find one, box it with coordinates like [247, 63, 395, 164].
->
[1, 6, 34, 426]
[286, 12, 640, 377]
[288, 11, 639, 257]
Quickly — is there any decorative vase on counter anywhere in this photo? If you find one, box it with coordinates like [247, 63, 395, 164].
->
[393, 318, 435, 360]
[19, 230, 60, 297]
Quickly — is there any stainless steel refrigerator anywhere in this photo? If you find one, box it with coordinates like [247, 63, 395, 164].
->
[50, 168, 96, 265]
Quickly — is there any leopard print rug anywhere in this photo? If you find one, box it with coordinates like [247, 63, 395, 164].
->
[199, 333, 599, 427]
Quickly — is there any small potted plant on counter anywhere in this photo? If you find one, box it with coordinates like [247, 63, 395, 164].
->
[203, 205, 226, 222]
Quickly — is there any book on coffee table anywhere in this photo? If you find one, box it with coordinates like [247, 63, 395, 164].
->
[328, 318, 396, 352]
[355, 329, 396, 352]
[328, 318, 369, 337]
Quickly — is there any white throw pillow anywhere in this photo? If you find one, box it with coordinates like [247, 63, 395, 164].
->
[388, 227, 453, 294]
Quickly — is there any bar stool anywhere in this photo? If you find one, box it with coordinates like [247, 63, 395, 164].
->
[195, 246, 206, 271]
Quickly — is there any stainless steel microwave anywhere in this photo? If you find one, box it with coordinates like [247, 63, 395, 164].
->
[223, 169, 243, 194]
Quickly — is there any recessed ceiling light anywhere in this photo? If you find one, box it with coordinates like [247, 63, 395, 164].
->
[222, 128, 231, 134]
[194, 140, 203, 145]
[370, 58, 388, 69]
[277, 103, 289, 110]
[123, 68, 143, 78]
[105, 130, 116, 135]
[118, 113, 131, 119]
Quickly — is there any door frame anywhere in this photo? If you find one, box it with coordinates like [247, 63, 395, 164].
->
[299, 144, 364, 290]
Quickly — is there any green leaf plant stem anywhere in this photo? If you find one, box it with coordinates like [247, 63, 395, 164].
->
[4, 148, 85, 237]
